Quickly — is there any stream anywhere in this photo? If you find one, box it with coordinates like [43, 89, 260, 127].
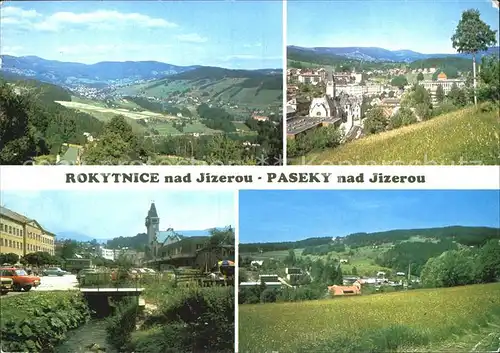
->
[55, 319, 116, 353]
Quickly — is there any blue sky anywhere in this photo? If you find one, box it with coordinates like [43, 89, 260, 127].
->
[0, 191, 235, 240]
[239, 190, 500, 243]
[0, 1, 283, 69]
[288, 0, 500, 53]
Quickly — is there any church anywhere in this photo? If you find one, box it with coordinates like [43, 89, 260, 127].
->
[144, 203, 234, 270]
[307, 71, 363, 136]
[145, 202, 186, 260]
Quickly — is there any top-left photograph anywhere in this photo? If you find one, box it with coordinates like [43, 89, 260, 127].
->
[0, 1, 283, 166]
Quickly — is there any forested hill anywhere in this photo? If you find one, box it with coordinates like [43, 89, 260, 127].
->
[239, 226, 500, 253]
[167, 66, 282, 81]
[0, 75, 105, 164]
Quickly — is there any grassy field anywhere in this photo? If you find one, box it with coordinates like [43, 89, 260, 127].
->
[239, 283, 500, 353]
[292, 105, 500, 165]
[119, 77, 281, 113]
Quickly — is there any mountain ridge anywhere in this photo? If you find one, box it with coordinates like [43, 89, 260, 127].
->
[288, 45, 500, 63]
[0, 54, 282, 88]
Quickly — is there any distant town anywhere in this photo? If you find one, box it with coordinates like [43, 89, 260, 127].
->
[286, 64, 466, 140]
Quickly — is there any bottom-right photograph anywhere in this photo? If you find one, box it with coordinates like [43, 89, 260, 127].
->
[238, 190, 500, 353]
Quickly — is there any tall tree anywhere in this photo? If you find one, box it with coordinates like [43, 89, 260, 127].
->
[451, 9, 497, 105]
[435, 84, 445, 103]
[416, 72, 425, 82]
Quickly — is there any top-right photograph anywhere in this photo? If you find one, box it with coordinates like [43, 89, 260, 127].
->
[286, 0, 499, 165]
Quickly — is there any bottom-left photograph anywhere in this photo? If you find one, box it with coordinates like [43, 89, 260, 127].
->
[0, 190, 236, 353]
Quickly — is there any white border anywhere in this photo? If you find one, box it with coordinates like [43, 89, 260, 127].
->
[234, 189, 240, 353]
[0, 166, 498, 190]
[282, 0, 288, 165]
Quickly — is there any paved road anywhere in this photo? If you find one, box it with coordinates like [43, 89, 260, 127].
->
[1, 274, 79, 299]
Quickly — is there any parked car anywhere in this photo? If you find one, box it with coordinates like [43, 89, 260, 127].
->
[0, 267, 41, 292]
[42, 267, 67, 276]
[0, 276, 13, 295]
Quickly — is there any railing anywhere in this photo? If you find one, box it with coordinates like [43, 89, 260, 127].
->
[78, 270, 234, 291]
[78, 272, 164, 291]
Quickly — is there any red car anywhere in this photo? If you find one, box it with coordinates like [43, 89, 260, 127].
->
[0, 267, 41, 292]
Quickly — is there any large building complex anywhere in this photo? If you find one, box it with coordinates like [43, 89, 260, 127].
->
[0, 206, 56, 257]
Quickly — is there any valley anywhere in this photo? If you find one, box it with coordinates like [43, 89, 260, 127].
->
[0, 56, 283, 166]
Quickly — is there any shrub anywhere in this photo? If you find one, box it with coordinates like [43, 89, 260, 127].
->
[0, 291, 90, 352]
[260, 288, 278, 303]
[130, 286, 234, 353]
[105, 298, 139, 351]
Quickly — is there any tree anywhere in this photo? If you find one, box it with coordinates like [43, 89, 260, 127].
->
[23, 251, 55, 266]
[451, 9, 497, 105]
[475, 239, 500, 283]
[59, 240, 78, 259]
[390, 75, 409, 89]
[363, 106, 388, 135]
[416, 72, 424, 82]
[477, 54, 500, 102]
[0, 253, 19, 265]
[205, 135, 245, 165]
[285, 249, 297, 266]
[435, 84, 445, 103]
[447, 83, 468, 107]
[352, 266, 358, 276]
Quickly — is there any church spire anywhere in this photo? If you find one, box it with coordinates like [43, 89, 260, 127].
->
[148, 202, 158, 218]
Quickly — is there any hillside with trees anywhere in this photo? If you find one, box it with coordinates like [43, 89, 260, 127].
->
[0, 78, 105, 164]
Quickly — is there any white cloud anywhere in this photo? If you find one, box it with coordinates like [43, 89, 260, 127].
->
[2, 8, 178, 32]
[1, 6, 40, 19]
[1, 6, 41, 27]
[176, 33, 208, 43]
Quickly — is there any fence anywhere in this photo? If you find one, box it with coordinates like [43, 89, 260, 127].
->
[78, 270, 234, 289]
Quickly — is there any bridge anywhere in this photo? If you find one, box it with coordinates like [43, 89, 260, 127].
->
[79, 287, 145, 297]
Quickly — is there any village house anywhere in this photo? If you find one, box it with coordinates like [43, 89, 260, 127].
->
[252, 115, 269, 122]
[328, 281, 362, 296]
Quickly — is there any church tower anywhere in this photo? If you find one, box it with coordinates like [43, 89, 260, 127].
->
[326, 70, 336, 98]
[145, 202, 160, 249]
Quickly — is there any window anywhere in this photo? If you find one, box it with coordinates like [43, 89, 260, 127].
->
[0, 223, 3, 231]
[8, 226, 12, 234]
[9, 240, 12, 247]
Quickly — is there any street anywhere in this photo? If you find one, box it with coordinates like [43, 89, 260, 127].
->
[1, 274, 79, 299]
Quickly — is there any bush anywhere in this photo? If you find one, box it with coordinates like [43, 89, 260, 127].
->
[0, 292, 90, 352]
[260, 288, 278, 303]
[130, 286, 234, 353]
[105, 298, 139, 351]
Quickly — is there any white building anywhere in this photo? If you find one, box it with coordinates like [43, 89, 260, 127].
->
[98, 247, 115, 261]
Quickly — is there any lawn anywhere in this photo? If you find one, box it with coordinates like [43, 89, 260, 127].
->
[182, 121, 219, 134]
[238, 283, 500, 353]
[292, 105, 500, 165]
